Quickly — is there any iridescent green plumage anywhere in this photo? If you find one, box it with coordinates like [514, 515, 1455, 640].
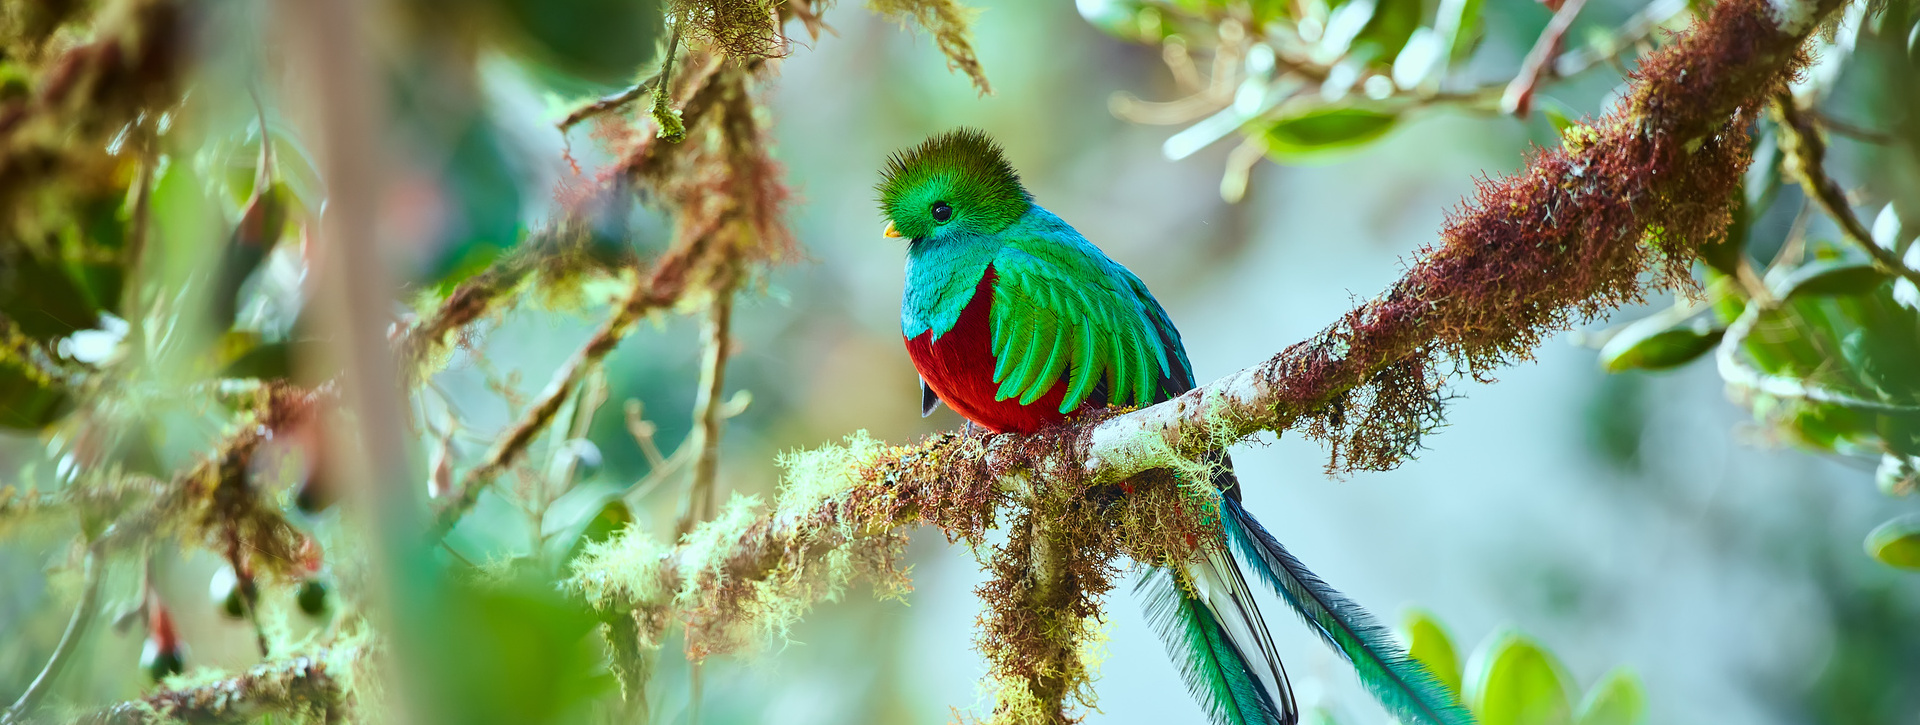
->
[1139, 566, 1289, 725]
[1224, 498, 1475, 725]
[986, 224, 1186, 411]
[878, 128, 1030, 239]
[883, 128, 1476, 725]
[884, 129, 1189, 414]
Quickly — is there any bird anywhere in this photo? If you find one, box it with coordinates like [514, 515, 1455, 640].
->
[877, 128, 1473, 725]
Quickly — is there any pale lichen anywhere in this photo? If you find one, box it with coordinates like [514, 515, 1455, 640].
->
[569, 433, 917, 661]
[774, 430, 885, 514]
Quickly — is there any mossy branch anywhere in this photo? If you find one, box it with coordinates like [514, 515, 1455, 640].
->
[571, 2, 1844, 720]
[92, 385, 326, 578]
[1089, 0, 1839, 480]
[74, 649, 348, 725]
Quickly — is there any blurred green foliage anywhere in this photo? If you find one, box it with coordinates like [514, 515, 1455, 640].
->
[1399, 611, 1646, 725]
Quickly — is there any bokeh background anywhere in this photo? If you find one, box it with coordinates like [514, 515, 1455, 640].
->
[3, 0, 1918, 723]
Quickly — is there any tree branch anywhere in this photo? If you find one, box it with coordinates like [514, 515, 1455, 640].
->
[557, 76, 659, 134]
[75, 650, 346, 725]
[92, 385, 325, 576]
[1090, 0, 1837, 480]
[674, 267, 737, 539]
[1773, 92, 1920, 286]
[2, 549, 103, 725]
[1503, 0, 1590, 116]
[430, 242, 706, 539]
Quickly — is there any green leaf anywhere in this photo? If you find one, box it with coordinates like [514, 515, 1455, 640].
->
[0, 357, 71, 430]
[1538, 98, 1577, 135]
[1351, 0, 1422, 64]
[1573, 668, 1645, 725]
[1402, 609, 1463, 695]
[424, 118, 525, 284]
[1465, 629, 1572, 725]
[1265, 107, 1399, 160]
[1785, 401, 1870, 451]
[1599, 316, 1724, 372]
[433, 244, 504, 296]
[219, 339, 293, 381]
[150, 153, 221, 287]
[1432, 0, 1486, 65]
[1865, 514, 1920, 570]
[1706, 271, 1746, 324]
[1841, 324, 1920, 403]
[1779, 262, 1891, 300]
[416, 572, 610, 725]
[0, 246, 102, 341]
[564, 497, 631, 566]
[1250, 0, 1292, 24]
[72, 193, 130, 314]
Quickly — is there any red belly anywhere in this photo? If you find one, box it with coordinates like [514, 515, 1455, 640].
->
[905, 266, 1077, 434]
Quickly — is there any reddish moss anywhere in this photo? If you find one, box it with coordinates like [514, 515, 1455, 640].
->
[1256, 0, 1815, 474]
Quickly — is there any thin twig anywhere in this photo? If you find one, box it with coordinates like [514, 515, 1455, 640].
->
[1551, 0, 1686, 78]
[674, 271, 737, 539]
[395, 241, 544, 381]
[624, 399, 670, 469]
[1504, 0, 1590, 116]
[431, 243, 703, 539]
[1810, 110, 1901, 146]
[557, 75, 660, 134]
[3, 547, 104, 724]
[1774, 93, 1920, 287]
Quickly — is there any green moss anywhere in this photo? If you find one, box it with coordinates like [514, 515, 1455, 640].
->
[774, 431, 884, 515]
[569, 524, 671, 612]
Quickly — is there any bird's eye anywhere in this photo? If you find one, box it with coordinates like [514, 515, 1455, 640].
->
[931, 202, 953, 224]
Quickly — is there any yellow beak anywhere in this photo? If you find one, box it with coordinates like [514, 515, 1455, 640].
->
[883, 220, 903, 238]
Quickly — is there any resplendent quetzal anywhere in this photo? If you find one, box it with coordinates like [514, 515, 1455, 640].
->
[878, 128, 1472, 725]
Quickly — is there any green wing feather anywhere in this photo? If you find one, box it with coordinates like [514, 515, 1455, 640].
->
[1222, 498, 1476, 725]
[1137, 566, 1289, 725]
[988, 235, 1178, 413]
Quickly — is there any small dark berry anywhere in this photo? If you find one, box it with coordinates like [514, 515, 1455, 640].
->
[142, 640, 185, 682]
[294, 457, 335, 514]
[210, 566, 258, 619]
[296, 579, 330, 617]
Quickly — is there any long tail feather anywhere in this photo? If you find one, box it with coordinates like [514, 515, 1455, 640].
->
[1137, 565, 1294, 725]
[1222, 497, 1475, 725]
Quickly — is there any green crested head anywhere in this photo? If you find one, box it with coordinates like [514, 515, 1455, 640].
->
[876, 128, 1033, 240]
